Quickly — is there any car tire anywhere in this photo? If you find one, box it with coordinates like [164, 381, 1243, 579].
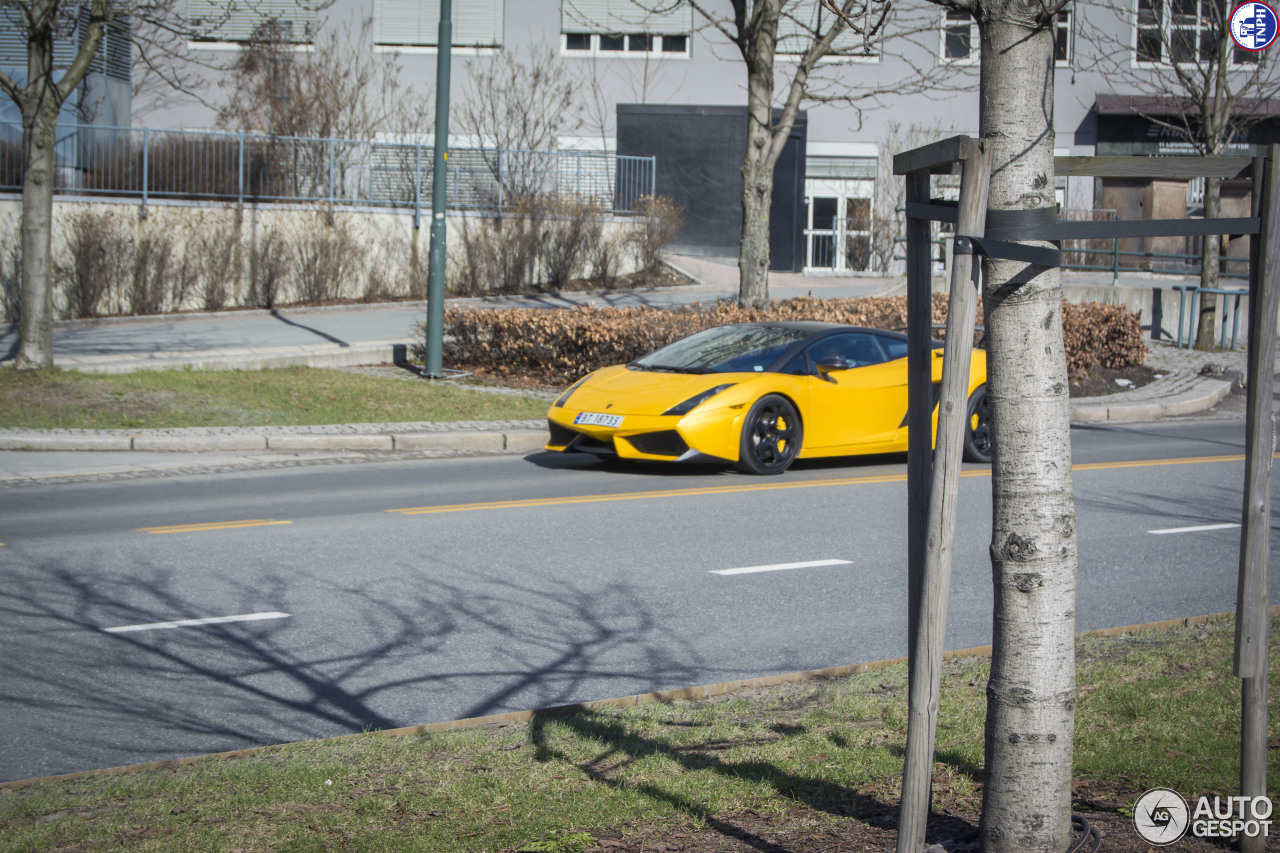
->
[736, 394, 802, 475]
[962, 384, 993, 464]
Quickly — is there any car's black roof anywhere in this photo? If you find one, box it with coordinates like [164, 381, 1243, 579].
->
[720, 320, 911, 340]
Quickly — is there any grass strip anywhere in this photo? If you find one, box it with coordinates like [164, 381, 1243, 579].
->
[0, 614, 1274, 853]
[0, 367, 548, 430]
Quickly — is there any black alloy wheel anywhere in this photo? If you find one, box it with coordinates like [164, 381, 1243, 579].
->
[736, 394, 802, 475]
[963, 384, 993, 464]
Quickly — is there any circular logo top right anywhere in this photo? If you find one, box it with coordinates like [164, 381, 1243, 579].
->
[1231, 2, 1280, 52]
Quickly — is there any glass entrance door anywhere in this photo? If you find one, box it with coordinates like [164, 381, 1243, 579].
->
[805, 180, 873, 273]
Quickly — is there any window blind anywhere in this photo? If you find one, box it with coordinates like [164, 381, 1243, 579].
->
[561, 0, 691, 35]
[374, 0, 504, 47]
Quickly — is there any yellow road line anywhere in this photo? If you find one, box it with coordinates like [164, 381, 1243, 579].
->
[135, 520, 292, 535]
[387, 452, 1266, 517]
[387, 474, 911, 515]
[1075, 453, 1249, 471]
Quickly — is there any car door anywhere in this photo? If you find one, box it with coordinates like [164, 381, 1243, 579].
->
[799, 332, 910, 450]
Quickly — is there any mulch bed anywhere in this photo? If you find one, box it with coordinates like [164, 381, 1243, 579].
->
[561, 796, 1239, 853]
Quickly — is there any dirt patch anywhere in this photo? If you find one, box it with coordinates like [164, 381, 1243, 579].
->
[1068, 364, 1158, 399]
[564, 798, 1237, 853]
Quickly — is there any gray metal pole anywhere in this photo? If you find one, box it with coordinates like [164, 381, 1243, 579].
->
[423, 0, 451, 378]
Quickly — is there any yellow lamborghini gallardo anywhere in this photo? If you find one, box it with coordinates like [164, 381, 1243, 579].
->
[545, 322, 989, 475]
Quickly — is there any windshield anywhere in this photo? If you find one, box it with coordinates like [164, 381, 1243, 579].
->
[632, 325, 811, 374]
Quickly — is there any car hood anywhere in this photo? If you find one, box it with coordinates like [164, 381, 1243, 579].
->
[568, 365, 752, 416]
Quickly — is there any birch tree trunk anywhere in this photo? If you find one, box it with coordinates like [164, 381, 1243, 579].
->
[976, 5, 1078, 851]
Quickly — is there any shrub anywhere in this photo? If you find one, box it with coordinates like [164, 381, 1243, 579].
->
[129, 227, 173, 316]
[56, 209, 131, 318]
[195, 220, 241, 311]
[294, 214, 358, 304]
[631, 195, 683, 274]
[1061, 300, 1147, 381]
[436, 295, 951, 388]
[247, 224, 288, 308]
[434, 295, 1144, 389]
[0, 239, 18, 324]
[542, 196, 602, 288]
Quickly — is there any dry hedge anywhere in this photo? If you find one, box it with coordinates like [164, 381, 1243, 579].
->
[1060, 300, 1148, 380]
[440, 295, 1145, 388]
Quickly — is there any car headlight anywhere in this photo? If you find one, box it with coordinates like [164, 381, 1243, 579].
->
[662, 384, 736, 417]
[552, 375, 591, 408]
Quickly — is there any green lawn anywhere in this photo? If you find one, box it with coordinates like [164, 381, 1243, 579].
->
[0, 367, 549, 430]
[0, 615, 1273, 853]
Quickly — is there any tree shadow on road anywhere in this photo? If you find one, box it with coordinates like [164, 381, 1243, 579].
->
[0, 559, 706, 781]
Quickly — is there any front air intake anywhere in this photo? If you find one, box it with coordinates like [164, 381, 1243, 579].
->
[626, 430, 690, 457]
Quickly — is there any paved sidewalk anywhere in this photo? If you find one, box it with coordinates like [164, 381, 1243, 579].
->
[1, 262, 1266, 483]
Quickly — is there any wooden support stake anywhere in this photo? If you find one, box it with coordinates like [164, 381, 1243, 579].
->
[897, 142, 990, 853]
[1236, 146, 1277, 853]
[905, 168, 932, 666]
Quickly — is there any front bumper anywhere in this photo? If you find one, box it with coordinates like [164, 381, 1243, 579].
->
[545, 406, 741, 464]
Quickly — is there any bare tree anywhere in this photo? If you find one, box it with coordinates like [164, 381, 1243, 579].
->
[2, 0, 116, 367]
[1079, 1, 1280, 347]
[216, 16, 431, 140]
[0, 0, 293, 368]
[873, 119, 951, 272]
[454, 45, 584, 203]
[677, 0, 965, 306]
[574, 45, 690, 150]
[456, 44, 583, 152]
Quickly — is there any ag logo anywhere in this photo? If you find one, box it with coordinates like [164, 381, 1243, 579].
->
[1230, 2, 1280, 52]
[1134, 788, 1190, 845]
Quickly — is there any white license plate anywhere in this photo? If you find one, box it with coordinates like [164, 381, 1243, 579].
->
[575, 412, 624, 428]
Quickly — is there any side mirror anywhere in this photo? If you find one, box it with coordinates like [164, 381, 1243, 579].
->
[816, 356, 849, 382]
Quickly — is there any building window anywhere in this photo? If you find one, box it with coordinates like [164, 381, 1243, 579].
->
[188, 0, 317, 44]
[373, 0, 504, 49]
[1054, 9, 1072, 64]
[941, 9, 977, 63]
[561, 0, 691, 57]
[776, 0, 879, 59]
[563, 31, 688, 56]
[1134, 0, 1255, 65]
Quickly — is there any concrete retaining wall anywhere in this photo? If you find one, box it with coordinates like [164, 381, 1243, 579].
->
[0, 197, 644, 321]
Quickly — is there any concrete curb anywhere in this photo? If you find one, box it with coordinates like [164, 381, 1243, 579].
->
[0, 427, 552, 456]
[0, 375, 1231, 458]
[55, 341, 414, 375]
[3, 604, 1270, 790]
[1068, 375, 1232, 424]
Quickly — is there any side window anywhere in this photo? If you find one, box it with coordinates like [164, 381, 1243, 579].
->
[805, 333, 888, 371]
[780, 352, 809, 375]
[878, 336, 909, 361]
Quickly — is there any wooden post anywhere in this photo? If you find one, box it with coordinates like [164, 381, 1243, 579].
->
[897, 141, 990, 853]
[1236, 146, 1277, 853]
[905, 167, 932, 667]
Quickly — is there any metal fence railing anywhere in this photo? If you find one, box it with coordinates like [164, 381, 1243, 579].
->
[0, 123, 657, 217]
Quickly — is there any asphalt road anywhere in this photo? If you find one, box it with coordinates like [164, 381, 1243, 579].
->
[0, 417, 1273, 782]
